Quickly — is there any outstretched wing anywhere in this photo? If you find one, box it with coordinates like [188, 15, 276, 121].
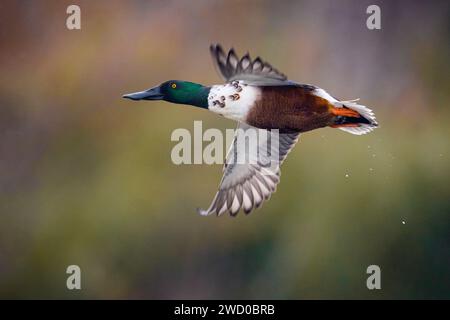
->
[210, 44, 290, 85]
[198, 123, 300, 216]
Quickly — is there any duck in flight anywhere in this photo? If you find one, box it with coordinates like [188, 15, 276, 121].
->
[123, 44, 378, 216]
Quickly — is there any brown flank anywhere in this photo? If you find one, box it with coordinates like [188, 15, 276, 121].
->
[246, 85, 337, 133]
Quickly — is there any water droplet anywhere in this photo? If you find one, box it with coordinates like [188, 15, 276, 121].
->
[402, 221, 406, 225]
[345, 174, 349, 178]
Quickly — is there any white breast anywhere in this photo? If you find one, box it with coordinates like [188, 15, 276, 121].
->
[208, 81, 261, 122]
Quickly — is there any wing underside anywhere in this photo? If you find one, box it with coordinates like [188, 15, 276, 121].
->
[199, 123, 300, 216]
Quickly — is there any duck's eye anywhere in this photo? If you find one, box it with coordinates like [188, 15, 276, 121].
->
[171, 83, 177, 89]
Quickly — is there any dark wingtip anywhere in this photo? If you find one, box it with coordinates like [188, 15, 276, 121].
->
[210, 43, 223, 54]
[229, 211, 238, 217]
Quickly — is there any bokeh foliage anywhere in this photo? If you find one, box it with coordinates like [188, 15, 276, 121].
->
[0, 0, 449, 299]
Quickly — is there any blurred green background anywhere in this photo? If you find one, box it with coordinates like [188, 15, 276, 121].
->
[0, 0, 449, 299]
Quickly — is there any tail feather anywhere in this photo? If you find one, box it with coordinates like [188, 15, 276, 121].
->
[331, 101, 378, 135]
[312, 88, 378, 135]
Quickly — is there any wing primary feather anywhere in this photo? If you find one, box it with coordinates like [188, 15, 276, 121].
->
[242, 190, 253, 214]
[227, 49, 239, 69]
[210, 44, 288, 84]
[254, 171, 271, 194]
[253, 57, 264, 71]
[226, 188, 234, 210]
[235, 184, 244, 209]
[243, 180, 254, 205]
[251, 183, 263, 208]
[215, 191, 227, 216]
[240, 53, 251, 71]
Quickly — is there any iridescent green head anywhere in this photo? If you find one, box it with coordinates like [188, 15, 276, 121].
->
[123, 80, 210, 109]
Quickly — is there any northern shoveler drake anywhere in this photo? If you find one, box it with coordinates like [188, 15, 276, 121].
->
[123, 44, 378, 216]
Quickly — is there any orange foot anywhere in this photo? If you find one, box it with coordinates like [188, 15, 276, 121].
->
[330, 123, 360, 128]
[331, 106, 360, 118]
